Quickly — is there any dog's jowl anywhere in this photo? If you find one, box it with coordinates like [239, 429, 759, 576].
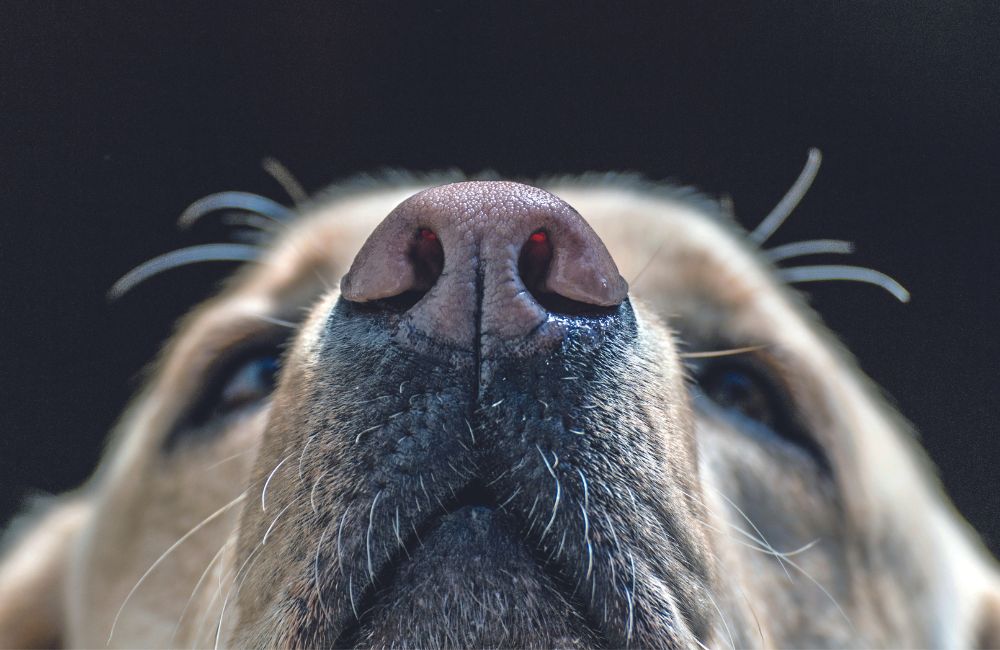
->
[1, 174, 998, 648]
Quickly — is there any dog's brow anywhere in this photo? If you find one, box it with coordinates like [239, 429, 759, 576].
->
[160, 298, 289, 387]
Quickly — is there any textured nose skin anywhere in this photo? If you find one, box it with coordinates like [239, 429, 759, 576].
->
[341, 181, 627, 349]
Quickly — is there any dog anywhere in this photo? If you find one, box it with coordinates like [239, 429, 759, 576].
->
[2, 154, 998, 648]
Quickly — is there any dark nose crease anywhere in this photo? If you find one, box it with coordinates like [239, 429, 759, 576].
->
[340, 181, 628, 351]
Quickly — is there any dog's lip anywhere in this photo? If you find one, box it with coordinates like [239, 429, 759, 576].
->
[332, 505, 488, 646]
[330, 497, 604, 649]
[325, 477, 606, 647]
[329, 481, 500, 645]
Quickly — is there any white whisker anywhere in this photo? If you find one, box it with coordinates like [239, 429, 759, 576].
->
[178, 188, 341, 299]
[680, 345, 767, 359]
[238, 310, 298, 329]
[220, 211, 284, 234]
[298, 433, 318, 481]
[201, 449, 254, 471]
[313, 516, 335, 623]
[704, 587, 736, 650]
[577, 468, 594, 581]
[779, 264, 910, 302]
[262, 157, 309, 206]
[750, 148, 822, 244]
[704, 518, 820, 560]
[261, 453, 293, 512]
[765, 238, 854, 262]
[170, 536, 235, 646]
[310, 469, 329, 515]
[107, 491, 247, 645]
[710, 487, 854, 630]
[775, 550, 857, 633]
[108, 244, 262, 301]
[366, 490, 383, 584]
[177, 191, 292, 230]
[190, 564, 233, 649]
[337, 505, 353, 577]
[214, 544, 262, 650]
[262, 503, 292, 545]
[709, 487, 792, 581]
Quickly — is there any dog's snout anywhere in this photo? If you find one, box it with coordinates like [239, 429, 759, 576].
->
[340, 181, 627, 347]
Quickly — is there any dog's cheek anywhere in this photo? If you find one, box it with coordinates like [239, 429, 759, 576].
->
[0, 497, 92, 648]
[974, 592, 1000, 649]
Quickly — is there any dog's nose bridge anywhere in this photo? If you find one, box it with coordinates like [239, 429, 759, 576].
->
[340, 181, 628, 348]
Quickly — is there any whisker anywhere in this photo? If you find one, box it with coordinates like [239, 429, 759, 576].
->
[779, 264, 910, 302]
[626, 550, 637, 646]
[680, 485, 817, 559]
[170, 536, 235, 645]
[738, 584, 766, 649]
[214, 544, 263, 650]
[190, 563, 234, 648]
[314, 516, 336, 623]
[201, 449, 255, 471]
[707, 486, 854, 630]
[366, 490, 383, 584]
[337, 504, 353, 578]
[225, 226, 272, 247]
[262, 157, 309, 206]
[750, 148, 823, 244]
[628, 238, 667, 290]
[777, 553, 856, 632]
[261, 502, 292, 545]
[107, 243, 261, 301]
[298, 434, 319, 484]
[236, 310, 297, 329]
[704, 587, 736, 650]
[680, 345, 767, 359]
[535, 446, 561, 539]
[107, 491, 247, 645]
[227, 211, 343, 297]
[703, 518, 820, 560]
[261, 453, 294, 512]
[177, 191, 292, 230]
[708, 487, 793, 581]
[220, 212, 285, 233]
[310, 469, 329, 514]
[576, 468, 593, 581]
[765, 239, 854, 262]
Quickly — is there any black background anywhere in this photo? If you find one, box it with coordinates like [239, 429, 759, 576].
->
[2, 2, 998, 551]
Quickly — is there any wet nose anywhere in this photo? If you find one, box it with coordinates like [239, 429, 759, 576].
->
[340, 181, 627, 349]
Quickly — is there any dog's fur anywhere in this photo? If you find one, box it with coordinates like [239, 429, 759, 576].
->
[1, 172, 998, 648]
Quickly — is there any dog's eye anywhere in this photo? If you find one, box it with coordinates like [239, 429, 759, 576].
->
[699, 364, 778, 429]
[694, 359, 829, 469]
[217, 354, 280, 414]
[168, 345, 283, 448]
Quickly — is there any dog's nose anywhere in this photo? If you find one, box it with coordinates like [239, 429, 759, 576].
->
[341, 181, 627, 348]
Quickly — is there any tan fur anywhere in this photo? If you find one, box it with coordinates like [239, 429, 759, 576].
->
[1, 174, 997, 648]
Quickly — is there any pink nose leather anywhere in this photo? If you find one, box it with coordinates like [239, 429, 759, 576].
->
[340, 181, 627, 349]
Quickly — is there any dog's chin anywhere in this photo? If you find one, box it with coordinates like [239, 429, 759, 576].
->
[338, 505, 599, 649]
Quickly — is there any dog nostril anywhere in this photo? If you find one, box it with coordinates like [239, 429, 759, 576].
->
[517, 229, 552, 296]
[371, 227, 444, 312]
[411, 228, 444, 290]
[517, 229, 613, 316]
